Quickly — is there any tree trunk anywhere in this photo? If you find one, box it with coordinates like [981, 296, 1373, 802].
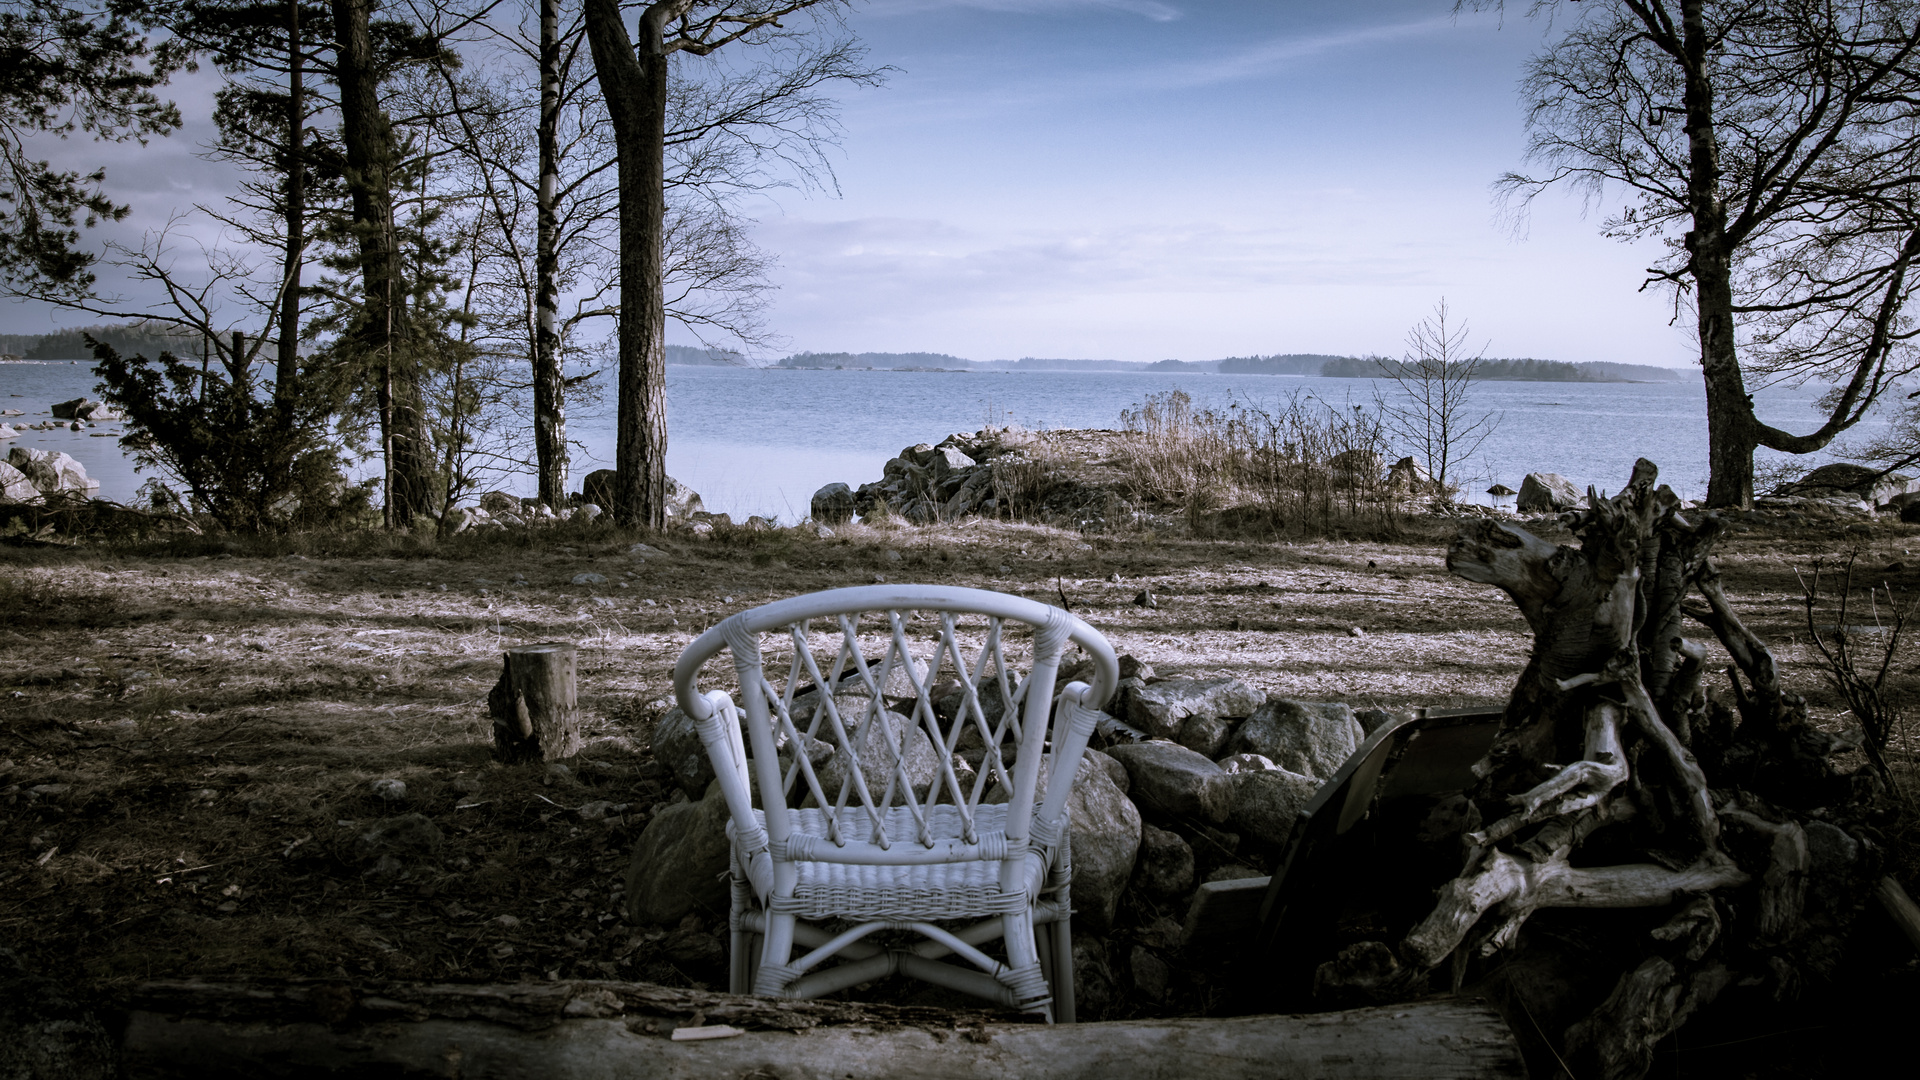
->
[489, 642, 582, 762]
[101, 979, 1524, 1080]
[274, 0, 305, 428]
[533, 0, 568, 510]
[332, 0, 431, 529]
[583, 0, 671, 530]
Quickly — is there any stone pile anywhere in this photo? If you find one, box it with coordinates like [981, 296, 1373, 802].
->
[625, 655, 1386, 1017]
[810, 431, 1006, 525]
[0, 447, 100, 505]
[443, 474, 708, 533]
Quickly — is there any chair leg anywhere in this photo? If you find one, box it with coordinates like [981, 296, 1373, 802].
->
[1051, 913, 1076, 1023]
[728, 861, 751, 994]
[755, 910, 799, 997]
[1000, 910, 1054, 1021]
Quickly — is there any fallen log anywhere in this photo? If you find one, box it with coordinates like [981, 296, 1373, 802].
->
[109, 980, 1525, 1080]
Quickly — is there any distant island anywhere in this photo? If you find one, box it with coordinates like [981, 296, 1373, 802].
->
[4, 322, 1688, 384]
[750, 349, 1689, 382]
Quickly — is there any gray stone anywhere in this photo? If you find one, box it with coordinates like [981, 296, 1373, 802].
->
[626, 781, 732, 925]
[572, 504, 602, 522]
[1176, 712, 1237, 759]
[7, 448, 95, 495]
[1804, 820, 1859, 873]
[1132, 589, 1157, 609]
[571, 572, 607, 586]
[1061, 753, 1141, 933]
[369, 778, 407, 802]
[479, 490, 518, 517]
[1087, 748, 1129, 794]
[813, 708, 941, 805]
[1225, 767, 1320, 846]
[1126, 677, 1263, 741]
[811, 482, 856, 524]
[1328, 448, 1383, 479]
[0, 461, 39, 504]
[652, 707, 717, 799]
[1072, 937, 1115, 1020]
[1518, 471, 1584, 513]
[1218, 752, 1277, 774]
[1386, 456, 1434, 492]
[1229, 698, 1363, 781]
[1134, 824, 1195, 899]
[1129, 945, 1170, 1002]
[1105, 741, 1230, 823]
[1353, 707, 1408, 736]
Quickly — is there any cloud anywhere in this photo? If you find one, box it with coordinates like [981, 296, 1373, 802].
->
[880, 0, 1183, 22]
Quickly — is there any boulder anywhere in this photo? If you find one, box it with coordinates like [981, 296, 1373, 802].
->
[1105, 741, 1230, 823]
[1176, 713, 1237, 759]
[1218, 752, 1278, 774]
[572, 504, 602, 522]
[812, 707, 941, 805]
[580, 471, 704, 518]
[479, 490, 519, 517]
[625, 781, 732, 925]
[1225, 767, 1321, 846]
[1000, 752, 1141, 934]
[1487, 484, 1516, 497]
[1133, 824, 1195, 899]
[1228, 698, 1363, 781]
[1072, 937, 1116, 1020]
[1328, 448, 1383, 479]
[50, 398, 92, 420]
[6, 448, 95, 495]
[811, 482, 856, 524]
[654, 707, 721, 799]
[1125, 677, 1263, 741]
[0, 462, 39, 504]
[1517, 472, 1583, 513]
[1788, 462, 1876, 494]
[1386, 456, 1434, 492]
[0, 423, 16, 440]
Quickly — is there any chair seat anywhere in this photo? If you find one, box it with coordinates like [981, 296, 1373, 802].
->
[739, 803, 1049, 922]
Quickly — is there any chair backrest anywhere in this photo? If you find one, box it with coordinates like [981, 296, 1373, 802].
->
[673, 585, 1118, 880]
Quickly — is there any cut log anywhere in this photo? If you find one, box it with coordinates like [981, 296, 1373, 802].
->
[108, 979, 1526, 1080]
[488, 642, 582, 762]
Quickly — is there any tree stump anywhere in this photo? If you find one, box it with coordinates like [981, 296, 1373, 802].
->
[1312, 460, 1885, 1080]
[489, 642, 582, 762]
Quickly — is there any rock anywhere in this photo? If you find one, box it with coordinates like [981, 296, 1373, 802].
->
[0, 423, 16, 440]
[479, 490, 519, 517]
[1353, 707, 1407, 735]
[7, 448, 96, 495]
[1517, 472, 1583, 513]
[1129, 945, 1171, 1002]
[1105, 741, 1230, 823]
[1218, 752, 1277, 774]
[652, 707, 717, 799]
[1229, 698, 1362, 781]
[49, 398, 91, 420]
[572, 504, 602, 522]
[0, 462, 39, 504]
[1903, 502, 1920, 525]
[571, 573, 607, 586]
[813, 708, 941, 805]
[1061, 753, 1141, 933]
[1386, 456, 1434, 492]
[1126, 677, 1262, 741]
[808, 481, 857, 525]
[369, 778, 407, 803]
[1225, 767, 1320, 846]
[1487, 483, 1516, 497]
[1086, 747, 1129, 794]
[580, 471, 704, 518]
[1176, 713, 1237, 759]
[1132, 589, 1157, 609]
[815, 525, 835, 539]
[1072, 937, 1115, 1020]
[1134, 824, 1195, 899]
[354, 813, 443, 863]
[626, 781, 732, 925]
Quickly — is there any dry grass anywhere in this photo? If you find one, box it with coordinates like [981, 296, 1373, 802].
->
[0, 509, 1915, 1008]
[1119, 389, 1399, 539]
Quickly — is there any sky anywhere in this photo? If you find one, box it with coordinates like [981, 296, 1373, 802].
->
[2, 0, 1700, 368]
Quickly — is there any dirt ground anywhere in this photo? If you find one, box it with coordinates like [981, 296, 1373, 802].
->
[2, 508, 1916, 1069]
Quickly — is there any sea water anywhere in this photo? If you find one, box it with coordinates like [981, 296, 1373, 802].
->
[0, 360, 1879, 520]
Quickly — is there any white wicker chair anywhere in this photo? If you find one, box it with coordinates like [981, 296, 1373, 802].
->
[672, 584, 1118, 1022]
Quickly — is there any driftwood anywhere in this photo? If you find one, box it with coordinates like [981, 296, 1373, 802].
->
[102, 979, 1524, 1079]
[489, 642, 582, 762]
[1315, 460, 1885, 1080]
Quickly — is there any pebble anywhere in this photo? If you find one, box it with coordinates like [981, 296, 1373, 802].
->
[1348, 626, 1366, 637]
[572, 573, 607, 586]
[370, 778, 407, 802]
[1133, 589, 1158, 609]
